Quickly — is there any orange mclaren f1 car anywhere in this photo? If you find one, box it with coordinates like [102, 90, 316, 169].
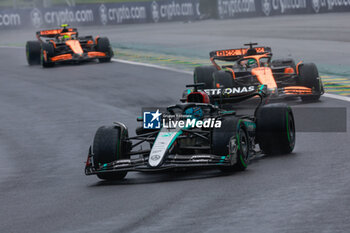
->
[193, 43, 324, 101]
[26, 24, 114, 68]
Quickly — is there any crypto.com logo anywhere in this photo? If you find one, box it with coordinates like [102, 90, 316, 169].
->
[31, 8, 43, 28]
[312, 0, 321, 13]
[262, 0, 272, 16]
[99, 4, 108, 25]
[151, 1, 160, 22]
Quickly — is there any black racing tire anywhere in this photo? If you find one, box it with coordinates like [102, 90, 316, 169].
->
[212, 116, 250, 172]
[92, 126, 129, 180]
[26, 41, 41, 65]
[41, 43, 55, 68]
[298, 63, 323, 101]
[193, 66, 217, 89]
[96, 37, 113, 63]
[256, 103, 295, 155]
[213, 70, 234, 88]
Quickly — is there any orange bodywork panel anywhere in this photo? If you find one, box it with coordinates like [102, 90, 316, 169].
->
[65, 40, 84, 55]
[210, 57, 221, 70]
[296, 61, 303, 75]
[51, 54, 73, 62]
[87, 52, 106, 58]
[61, 32, 77, 37]
[284, 67, 295, 74]
[225, 67, 236, 79]
[251, 67, 277, 89]
[50, 40, 57, 48]
[283, 86, 313, 95]
[43, 50, 48, 62]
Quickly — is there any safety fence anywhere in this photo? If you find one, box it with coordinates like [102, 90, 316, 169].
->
[1, 0, 349, 29]
[213, 0, 350, 19]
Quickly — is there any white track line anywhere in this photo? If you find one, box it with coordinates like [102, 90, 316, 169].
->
[112, 58, 192, 75]
[0, 45, 23, 49]
[2, 46, 350, 102]
[323, 93, 350, 102]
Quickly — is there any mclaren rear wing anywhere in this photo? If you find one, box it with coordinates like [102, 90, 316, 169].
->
[36, 28, 78, 38]
[210, 47, 272, 62]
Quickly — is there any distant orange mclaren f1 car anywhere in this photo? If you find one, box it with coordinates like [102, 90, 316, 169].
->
[26, 24, 114, 68]
[193, 43, 324, 101]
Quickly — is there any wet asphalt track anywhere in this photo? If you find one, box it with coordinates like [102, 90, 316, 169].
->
[1, 13, 350, 233]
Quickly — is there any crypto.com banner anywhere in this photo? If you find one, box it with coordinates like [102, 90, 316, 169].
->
[260, 0, 350, 16]
[0, 0, 200, 30]
[0, 5, 96, 29]
[98, 0, 199, 25]
[1, 0, 350, 29]
[216, 0, 350, 19]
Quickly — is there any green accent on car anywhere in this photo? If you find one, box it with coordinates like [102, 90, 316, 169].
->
[219, 155, 227, 163]
[244, 121, 256, 129]
[221, 110, 236, 114]
[239, 153, 247, 168]
[167, 131, 183, 149]
[236, 132, 240, 150]
[259, 84, 265, 94]
[187, 89, 192, 95]
[286, 110, 291, 143]
[237, 120, 247, 168]
[161, 133, 173, 137]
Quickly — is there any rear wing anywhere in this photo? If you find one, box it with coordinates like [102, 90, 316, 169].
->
[210, 47, 272, 61]
[36, 28, 78, 38]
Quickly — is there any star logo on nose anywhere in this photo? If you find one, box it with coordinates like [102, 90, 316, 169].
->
[151, 109, 161, 122]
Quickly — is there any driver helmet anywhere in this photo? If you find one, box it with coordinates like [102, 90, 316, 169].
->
[62, 34, 71, 40]
[247, 58, 257, 67]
